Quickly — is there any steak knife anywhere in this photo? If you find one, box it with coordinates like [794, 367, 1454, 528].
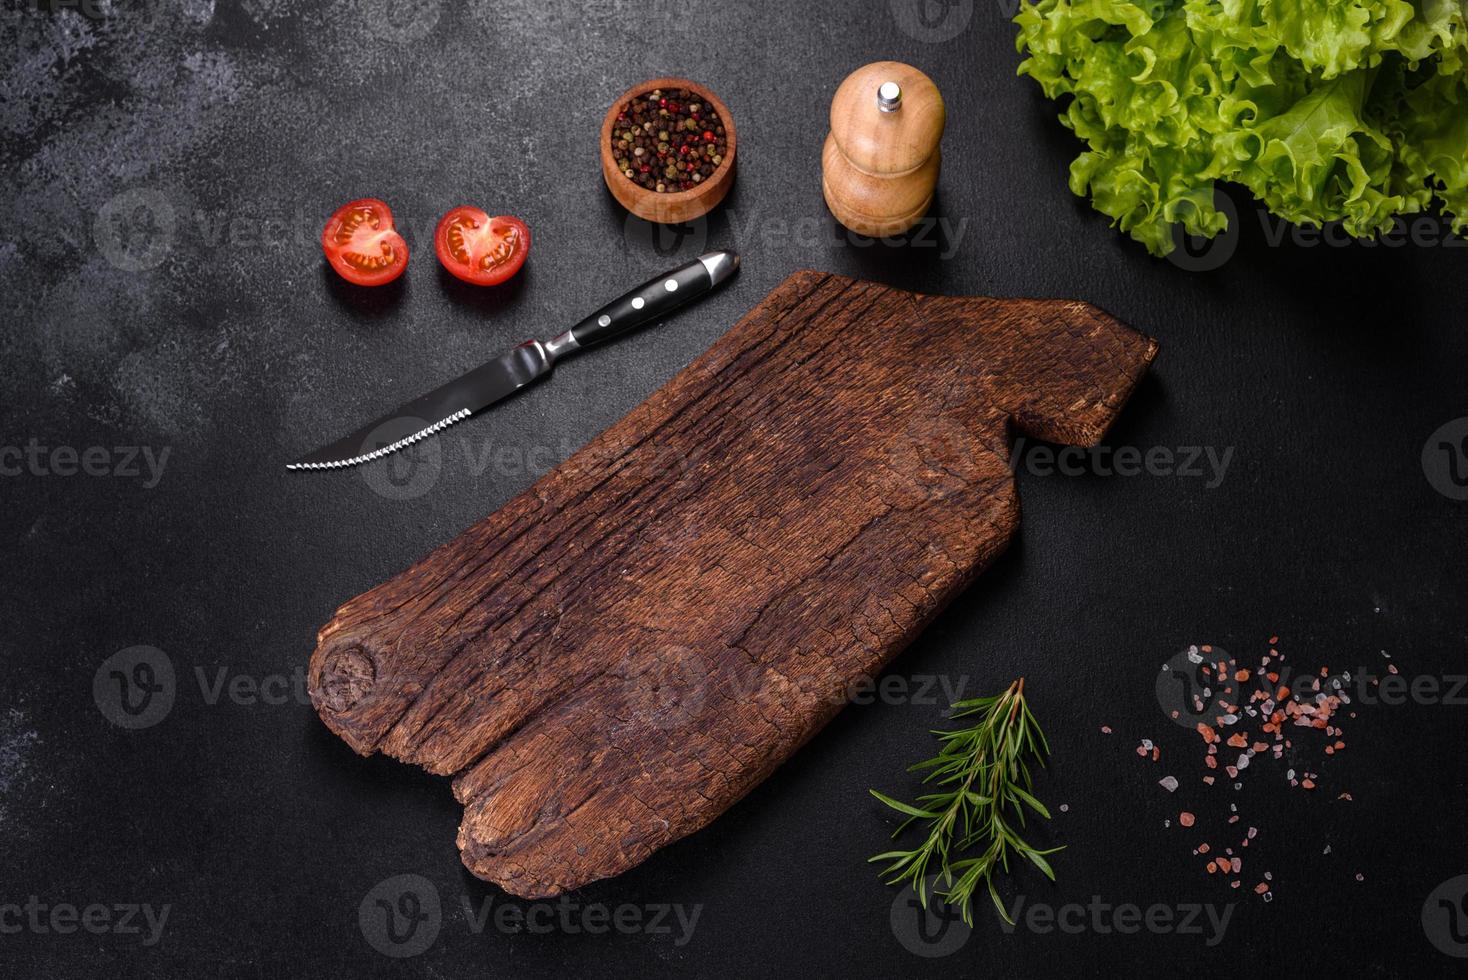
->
[288, 250, 739, 471]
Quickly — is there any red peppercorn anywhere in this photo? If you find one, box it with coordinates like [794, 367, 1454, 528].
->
[703, 130, 715, 142]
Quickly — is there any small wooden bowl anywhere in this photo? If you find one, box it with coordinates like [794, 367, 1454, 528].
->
[601, 77, 736, 225]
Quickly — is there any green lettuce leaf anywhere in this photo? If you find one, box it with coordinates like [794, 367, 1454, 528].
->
[1015, 0, 1468, 255]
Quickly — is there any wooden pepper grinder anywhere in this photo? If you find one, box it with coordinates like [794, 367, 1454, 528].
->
[822, 61, 945, 238]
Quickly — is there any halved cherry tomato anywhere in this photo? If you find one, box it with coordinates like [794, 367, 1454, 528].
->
[321, 198, 408, 286]
[434, 208, 530, 286]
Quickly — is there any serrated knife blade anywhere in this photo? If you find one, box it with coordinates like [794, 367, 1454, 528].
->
[286, 343, 549, 470]
[287, 250, 739, 472]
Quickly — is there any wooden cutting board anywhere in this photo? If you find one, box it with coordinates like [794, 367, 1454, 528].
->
[307, 270, 1157, 898]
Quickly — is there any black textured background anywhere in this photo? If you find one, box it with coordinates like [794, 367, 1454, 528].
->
[3, 0, 1467, 976]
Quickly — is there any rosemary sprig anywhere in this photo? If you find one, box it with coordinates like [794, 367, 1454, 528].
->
[869, 677, 1061, 926]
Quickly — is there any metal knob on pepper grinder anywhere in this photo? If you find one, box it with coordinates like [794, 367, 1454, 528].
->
[822, 61, 945, 238]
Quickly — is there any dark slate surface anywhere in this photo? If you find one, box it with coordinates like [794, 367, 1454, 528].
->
[3, 1, 1466, 976]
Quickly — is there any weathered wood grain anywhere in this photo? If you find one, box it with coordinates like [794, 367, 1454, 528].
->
[307, 271, 1158, 897]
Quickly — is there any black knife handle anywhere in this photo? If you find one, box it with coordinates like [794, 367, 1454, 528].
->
[563, 251, 739, 352]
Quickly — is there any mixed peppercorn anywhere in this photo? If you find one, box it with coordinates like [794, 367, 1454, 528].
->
[612, 87, 728, 194]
